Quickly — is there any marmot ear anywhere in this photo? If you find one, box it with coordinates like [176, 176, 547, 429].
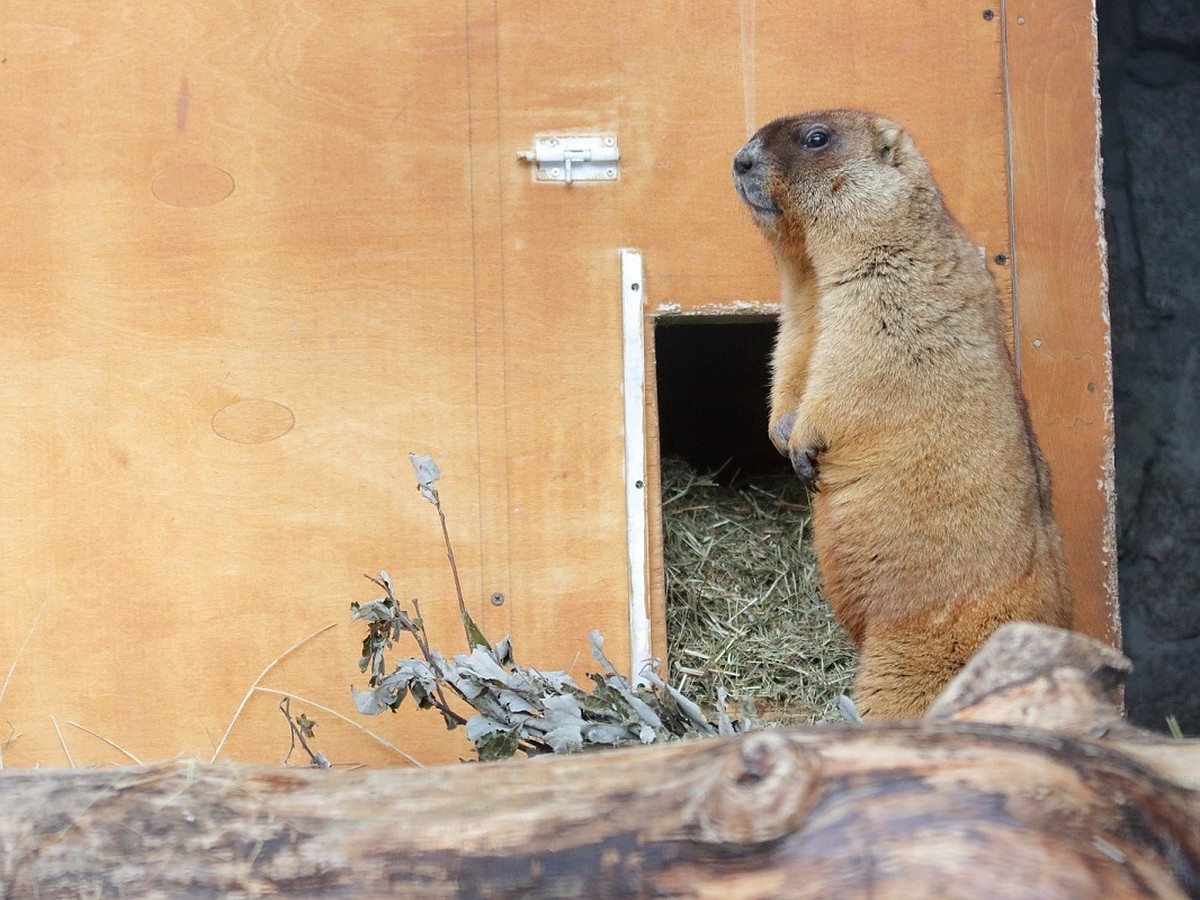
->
[875, 126, 904, 167]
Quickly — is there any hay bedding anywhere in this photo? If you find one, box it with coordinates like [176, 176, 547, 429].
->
[662, 457, 858, 725]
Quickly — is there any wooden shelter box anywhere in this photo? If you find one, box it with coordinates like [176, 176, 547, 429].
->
[0, 1, 1111, 767]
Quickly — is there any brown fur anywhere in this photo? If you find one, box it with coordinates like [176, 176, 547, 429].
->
[732, 110, 1073, 719]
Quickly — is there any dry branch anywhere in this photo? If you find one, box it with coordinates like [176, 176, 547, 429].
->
[1, 624, 1197, 898]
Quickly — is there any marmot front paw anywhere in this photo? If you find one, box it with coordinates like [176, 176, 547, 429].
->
[769, 411, 797, 456]
[788, 442, 821, 489]
[771, 412, 823, 488]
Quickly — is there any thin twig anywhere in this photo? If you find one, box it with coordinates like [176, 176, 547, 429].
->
[410, 596, 469, 727]
[278, 696, 330, 768]
[210, 623, 339, 763]
[51, 716, 75, 768]
[253, 687, 424, 767]
[280, 696, 302, 766]
[67, 721, 144, 766]
[433, 495, 473, 649]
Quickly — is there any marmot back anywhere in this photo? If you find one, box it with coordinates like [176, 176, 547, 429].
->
[732, 109, 1072, 719]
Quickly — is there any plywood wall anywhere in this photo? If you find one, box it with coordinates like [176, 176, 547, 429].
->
[0, 1, 1110, 768]
[1004, 0, 1116, 643]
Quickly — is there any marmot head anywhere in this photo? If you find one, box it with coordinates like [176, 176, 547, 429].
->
[733, 109, 935, 254]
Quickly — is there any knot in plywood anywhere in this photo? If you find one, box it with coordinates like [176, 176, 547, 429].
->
[211, 399, 295, 444]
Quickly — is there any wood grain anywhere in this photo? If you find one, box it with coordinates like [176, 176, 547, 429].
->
[1, 3, 485, 767]
[1003, 0, 1116, 642]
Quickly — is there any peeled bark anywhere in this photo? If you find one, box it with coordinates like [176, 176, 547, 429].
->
[2, 624, 1197, 898]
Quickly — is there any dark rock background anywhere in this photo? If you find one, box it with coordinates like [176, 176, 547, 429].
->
[1099, 0, 1200, 733]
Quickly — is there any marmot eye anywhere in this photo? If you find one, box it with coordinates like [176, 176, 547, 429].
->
[803, 129, 830, 150]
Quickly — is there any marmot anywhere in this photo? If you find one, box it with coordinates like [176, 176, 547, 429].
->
[732, 109, 1073, 719]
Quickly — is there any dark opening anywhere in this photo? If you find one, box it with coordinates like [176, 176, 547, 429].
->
[654, 317, 793, 484]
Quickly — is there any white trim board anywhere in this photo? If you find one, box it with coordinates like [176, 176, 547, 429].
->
[620, 248, 653, 683]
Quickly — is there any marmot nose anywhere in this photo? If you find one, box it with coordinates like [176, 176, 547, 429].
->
[733, 147, 756, 175]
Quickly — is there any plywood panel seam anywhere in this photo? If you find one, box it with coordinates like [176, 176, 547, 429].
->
[464, 0, 514, 636]
[999, 0, 1024, 376]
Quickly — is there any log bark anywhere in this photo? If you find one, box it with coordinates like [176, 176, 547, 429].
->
[2, 624, 1198, 899]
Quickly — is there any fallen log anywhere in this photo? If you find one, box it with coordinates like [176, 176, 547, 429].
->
[2, 624, 1198, 898]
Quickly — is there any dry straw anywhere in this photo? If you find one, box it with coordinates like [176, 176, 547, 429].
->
[662, 458, 858, 725]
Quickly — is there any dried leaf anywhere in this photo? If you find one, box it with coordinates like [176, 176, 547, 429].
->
[351, 685, 391, 716]
[466, 715, 508, 742]
[497, 690, 540, 715]
[476, 730, 520, 761]
[409, 452, 441, 504]
[575, 678, 627, 719]
[541, 692, 584, 727]
[471, 693, 513, 723]
[588, 629, 620, 674]
[501, 666, 538, 695]
[644, 670, 715, 735]
[528, 668, 576, 693]
[456, 646, 516, 686]
[350, 598, 397, 622]
[584, 724, 634, 745]
[469, 716, 521, 761]
[543, 724, 583, 753]
[492, 635, 513, 666]
[592, 664, 664, 732]
[434, 655, 484, 701]
[395, 659, 438, 698]
[462, 609, 492, 652]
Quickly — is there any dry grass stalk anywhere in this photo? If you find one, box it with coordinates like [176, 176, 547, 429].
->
[209, 622, 339, 763]
[66, 721, 144, 767]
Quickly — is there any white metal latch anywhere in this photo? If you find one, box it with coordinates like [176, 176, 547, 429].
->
[517, 134, 619, 184]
